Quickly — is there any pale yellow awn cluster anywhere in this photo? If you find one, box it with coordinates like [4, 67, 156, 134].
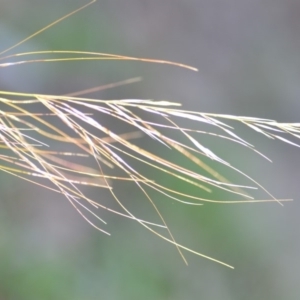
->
[0, 0, 299, 268]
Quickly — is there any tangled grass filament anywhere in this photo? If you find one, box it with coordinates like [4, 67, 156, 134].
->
[1, 0, 299, 268]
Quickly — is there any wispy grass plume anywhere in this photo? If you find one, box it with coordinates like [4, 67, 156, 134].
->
[0, 0, 299, 268]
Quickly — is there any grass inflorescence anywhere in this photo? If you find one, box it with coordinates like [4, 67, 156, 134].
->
[1, 0, 299, 268]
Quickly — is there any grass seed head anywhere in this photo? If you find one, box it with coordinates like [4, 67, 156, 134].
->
[0, 0, 299, 268]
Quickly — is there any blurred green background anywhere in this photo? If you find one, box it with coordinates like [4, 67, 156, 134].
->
[1, 0, 300, 299]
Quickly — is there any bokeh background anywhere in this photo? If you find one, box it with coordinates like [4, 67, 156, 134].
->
[1, 0, 300, 299]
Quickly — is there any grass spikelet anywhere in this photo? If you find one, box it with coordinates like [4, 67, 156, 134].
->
[0, 0, 299, 268]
